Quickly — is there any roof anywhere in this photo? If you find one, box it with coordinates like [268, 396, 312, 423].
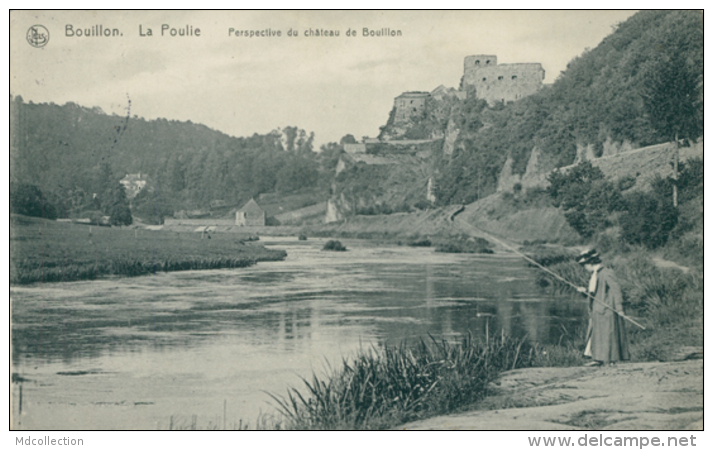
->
[121, 173, 146, 182]
[396, 91, 430, 99]
[239, 198, 264, 214]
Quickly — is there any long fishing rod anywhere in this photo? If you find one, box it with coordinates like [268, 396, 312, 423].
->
[453, 216, 646, 330]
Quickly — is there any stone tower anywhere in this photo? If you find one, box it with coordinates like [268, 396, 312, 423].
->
[393, 91, 430, 123]
[462, 55, 545, 105]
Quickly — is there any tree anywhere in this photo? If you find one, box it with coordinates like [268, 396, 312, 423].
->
[619, 189, 677, 249]
[275, 157, 319, 193]
[107, 183, 132, 226]
[10, 182, 58, 219]
[642, 48, 703, 207]
[339, 134, 357, 145]
[132, 186, 174, 225]
[546, 162, 623, 238]
[642, 47, 702, 144]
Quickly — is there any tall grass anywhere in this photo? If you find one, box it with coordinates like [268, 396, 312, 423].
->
[612, 253, 702, 363]
[523, 245, 577, 267]
[9, 215, 287, 284]
[11, 256, 265, 284]
[613, 254, 700, 323]
[269, 334, 540, 430]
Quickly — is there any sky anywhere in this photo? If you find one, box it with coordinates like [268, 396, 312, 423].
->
[10, 10, 638, 148]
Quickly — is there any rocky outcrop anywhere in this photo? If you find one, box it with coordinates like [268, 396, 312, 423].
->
[573, 143, 597, 165]
[324, 198, 343, 223]
[601, 137, 635, 157]
[328, 140, 443, 221]
[520, 147, 549, 189]
[443, 118, 460, 157]
[496, 155, 517, 192]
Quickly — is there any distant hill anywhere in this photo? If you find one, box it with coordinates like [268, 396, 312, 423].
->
[10, 97, 329, 221]
[11, 11, 702, 226]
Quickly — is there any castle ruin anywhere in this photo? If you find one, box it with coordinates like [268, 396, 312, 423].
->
[393, 91, 429, 123]
[462, 55, 545, 105]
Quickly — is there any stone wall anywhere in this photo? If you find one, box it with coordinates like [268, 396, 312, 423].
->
[343, 143, 366, 155]
[163, 218, 235, 227]
[461, 54, 545, 105]
[496, 140, 703, 194]
[464, 62, 545, 104]
[464, 54, 498, 71]
[394, 92, 429, 122]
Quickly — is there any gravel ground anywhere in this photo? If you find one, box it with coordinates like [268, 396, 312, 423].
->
[399, 359, 702, 430]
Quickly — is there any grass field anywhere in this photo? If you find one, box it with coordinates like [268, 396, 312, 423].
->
[10, 214, 287, 284]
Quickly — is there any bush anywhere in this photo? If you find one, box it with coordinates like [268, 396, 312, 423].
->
[676, 157, 703, 204]
[617, 175, 636, 191]
[547, 162, 623, 238]
[523, 186, 549, 206]
[408, 237, 432, 247]
[523, 246, 576, 267]
[322, 240, 347, 251]
[87, 210, 105, 225]
[413, 199, 432, 211]
[619, 190, 677, 249]
[435, 237, 493, 254]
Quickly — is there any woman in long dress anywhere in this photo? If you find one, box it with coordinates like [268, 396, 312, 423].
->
[576, 249, 630, 366]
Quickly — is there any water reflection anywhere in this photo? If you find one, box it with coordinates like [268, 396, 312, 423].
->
[11, 238, 586, 429]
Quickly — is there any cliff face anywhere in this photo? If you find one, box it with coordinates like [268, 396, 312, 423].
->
[327, 140, 443, 222]
[329, 83, 552, 221]
[326, 86, 465, 222]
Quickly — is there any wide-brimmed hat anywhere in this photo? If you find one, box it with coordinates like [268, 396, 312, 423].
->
[576, 248, 601, 265]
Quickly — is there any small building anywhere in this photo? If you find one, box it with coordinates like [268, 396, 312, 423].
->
[393, 91, 430, 123]
[235, 198, 265, 227]
[119, 173, 147, 199]
[343, 143, 367, 155]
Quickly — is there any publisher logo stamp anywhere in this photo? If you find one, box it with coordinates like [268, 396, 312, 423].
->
[27, 25, 49, 48]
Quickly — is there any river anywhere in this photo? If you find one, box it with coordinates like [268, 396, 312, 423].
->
[10, 237, 586, 430]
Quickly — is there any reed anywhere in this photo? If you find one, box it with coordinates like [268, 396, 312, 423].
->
[268, 334, 538, 430]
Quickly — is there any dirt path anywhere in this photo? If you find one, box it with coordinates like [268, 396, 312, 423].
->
[651, 257, 690, 273]
[399, 359, 702, 430]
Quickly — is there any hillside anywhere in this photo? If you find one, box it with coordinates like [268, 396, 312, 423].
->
[9, 11, 702, 230]
[10, 98, 329, 221]
[328, 10, 702, 219]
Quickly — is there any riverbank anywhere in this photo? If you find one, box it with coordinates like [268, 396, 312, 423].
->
[400, 358, 703, 430]
[263, 215, 702, 430]
[10, 214, 286, 284]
